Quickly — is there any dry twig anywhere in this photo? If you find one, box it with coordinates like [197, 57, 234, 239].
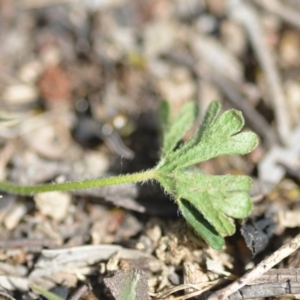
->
[253, 0, 300, 30]
[207, 233, 300, 300]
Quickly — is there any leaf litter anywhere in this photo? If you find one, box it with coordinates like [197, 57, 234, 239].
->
[1, 0, 300, 299]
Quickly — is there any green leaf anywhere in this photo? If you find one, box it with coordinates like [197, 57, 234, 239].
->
[155, 101, 258, 248]
[158, 100, 171, 137]
[161, 108, 258, 171]
[178, 131, 257, 169]
[159, 101, 220, 168]
[30, 284, 64, 300]
[174, 172, 252, 235]
[0, 100, 257, 250]
[160, 101, 198, 156]
[176, 100, 221, 154]
[213, 191, 253, 218]
[177, 198, 224, 250]
[104, 269, 150, 300]
[194, 101, 221, 142]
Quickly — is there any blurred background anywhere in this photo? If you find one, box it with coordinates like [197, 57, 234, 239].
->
[1, 0, 300, 299]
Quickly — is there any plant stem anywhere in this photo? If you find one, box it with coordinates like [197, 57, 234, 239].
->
[0, 169, 156, 196]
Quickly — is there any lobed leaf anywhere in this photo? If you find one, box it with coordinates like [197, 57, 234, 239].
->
[155, 100, 258, 249]
[159, 101, 221, 170]
[208, 109, 245, 137]
[174, 101, 221, 155]
[158, 100, 171, 137]
[164, 111, 258, 170]
[194, 101, 221, 142]
[160, 101, 198, 156]
[156, 169, 253, 242]
[180, 190, 236, 236]
[214, 191, 252, 218]
[173, 172, 253, 236]
[177, 198, 224, 250]
[175, 172, 252, 192]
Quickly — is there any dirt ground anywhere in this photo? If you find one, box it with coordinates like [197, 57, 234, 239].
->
[1, 0, 300, 299]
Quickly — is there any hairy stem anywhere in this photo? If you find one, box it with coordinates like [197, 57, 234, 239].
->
[0, 169, 156, 196]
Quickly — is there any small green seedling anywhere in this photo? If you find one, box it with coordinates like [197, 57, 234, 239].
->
[0, 101, 258, 250]
[104, 269, 149, 300]
[30, 284, 64, 300]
